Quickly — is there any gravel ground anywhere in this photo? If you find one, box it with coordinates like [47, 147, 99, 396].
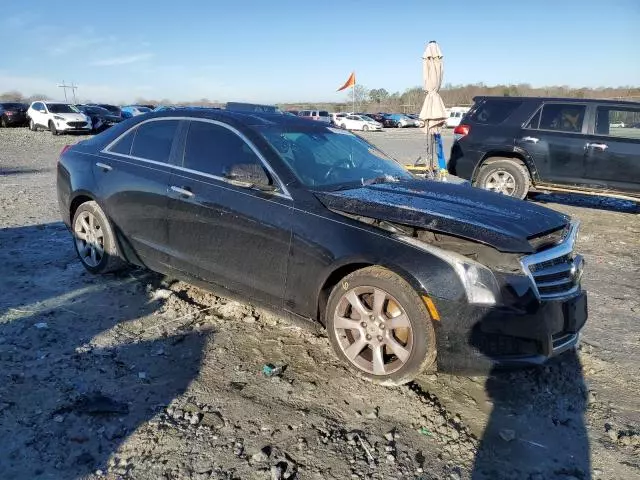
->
[0, 126, 638, 480]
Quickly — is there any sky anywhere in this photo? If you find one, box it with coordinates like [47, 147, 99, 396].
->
[1, 0, 639, 104]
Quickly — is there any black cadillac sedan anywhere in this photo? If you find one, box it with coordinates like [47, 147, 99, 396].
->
[56, 109, 587, 384]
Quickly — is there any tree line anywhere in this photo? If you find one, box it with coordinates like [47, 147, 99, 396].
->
[2, 84, 639, 113]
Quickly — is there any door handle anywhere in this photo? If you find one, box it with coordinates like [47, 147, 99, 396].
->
[95, 162, 112, 171]
[521, 136, 539, 144]
[585, 142, 608, 151]
[170, 185, 194, 198]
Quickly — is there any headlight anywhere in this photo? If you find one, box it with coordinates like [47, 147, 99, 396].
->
[396, 235, 501, 305]
[53, 115, 64, 120]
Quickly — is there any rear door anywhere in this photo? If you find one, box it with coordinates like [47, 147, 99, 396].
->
[95, 118, 181, 270]
[581, 104, 640, 194]
[166, 119, 293, 307]
[516, 102, 589, 185]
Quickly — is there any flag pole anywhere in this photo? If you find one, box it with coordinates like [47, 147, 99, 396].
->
[352, 79, 355, 113]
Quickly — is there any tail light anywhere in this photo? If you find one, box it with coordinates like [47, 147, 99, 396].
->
[453, 124, 470, 141]
[58, 145, 72, 162]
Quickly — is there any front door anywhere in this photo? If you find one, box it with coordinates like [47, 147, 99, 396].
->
[167, 119, 292, 307]
[516, 102, 589, 186]
[582, 104, 640, 194]
[93, 119, 181, 270]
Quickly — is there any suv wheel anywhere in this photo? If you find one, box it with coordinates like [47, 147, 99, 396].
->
[362, 124, 369, 131]
[72, 201, 126, 274]
[29, 119, 36, 131]
[49, 121, 58, 135]
[326, 266, 437, 386]
[1, 116, 7, 128]
[475, 158, 530, 199]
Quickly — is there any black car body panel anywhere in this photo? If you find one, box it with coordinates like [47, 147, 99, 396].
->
[315, 181, 568, 253]
[449, 96, 640, 201]
[57, 109, 587, 374]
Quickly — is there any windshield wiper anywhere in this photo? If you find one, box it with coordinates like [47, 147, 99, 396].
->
[362, 175, 401, 186]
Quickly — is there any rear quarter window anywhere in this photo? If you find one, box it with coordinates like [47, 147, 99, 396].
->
[130, 120, 179, 163]
[468, 100, 523, 125]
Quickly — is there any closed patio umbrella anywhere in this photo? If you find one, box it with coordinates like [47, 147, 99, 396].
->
[418, 41, 447, 173]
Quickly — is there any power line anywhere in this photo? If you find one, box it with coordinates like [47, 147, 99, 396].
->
[57, 81, 78, 103]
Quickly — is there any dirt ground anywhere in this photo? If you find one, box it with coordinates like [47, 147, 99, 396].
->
[0, 127, 638, 480]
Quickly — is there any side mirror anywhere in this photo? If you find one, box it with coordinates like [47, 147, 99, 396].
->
[225, 163, 276, 191]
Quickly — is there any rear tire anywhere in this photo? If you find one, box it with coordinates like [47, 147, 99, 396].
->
[1, 116, 7, 128]
[340, 123, 347, 130]
[474, 158, 530, 199]
[325, 266, 437, 386]
[362, 125, 369, 132]
[72, 201, 126, 274]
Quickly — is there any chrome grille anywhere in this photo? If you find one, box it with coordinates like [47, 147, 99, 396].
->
[521, 221, 583, 300]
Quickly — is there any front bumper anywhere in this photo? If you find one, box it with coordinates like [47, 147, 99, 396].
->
[433, 291, 588, 374]
[56, 121, 92, 132]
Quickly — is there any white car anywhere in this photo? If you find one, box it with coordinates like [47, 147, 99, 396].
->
[28, 101, 92, 135]
[329, 112, 348, 125]
[339, 115, 383, 131]
[445, 108, 470, 128]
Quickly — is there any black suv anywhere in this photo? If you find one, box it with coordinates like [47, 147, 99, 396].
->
[448, 96, 640, 204]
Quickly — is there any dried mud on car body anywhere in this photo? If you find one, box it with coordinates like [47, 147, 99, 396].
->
[0, 128, 638, 479]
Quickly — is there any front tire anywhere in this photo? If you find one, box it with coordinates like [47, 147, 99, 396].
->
[29, 119, 36, 131]
[474, 158, 530, 199]
[326, 266, 437, 386]
[362, 124, 369, 131]
[1, 116, 7, 128]
[49, 121, 58, 136]
[72, 201, 126, 274]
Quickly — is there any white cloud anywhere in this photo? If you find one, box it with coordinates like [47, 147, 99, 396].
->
[90, 53, 154, 67]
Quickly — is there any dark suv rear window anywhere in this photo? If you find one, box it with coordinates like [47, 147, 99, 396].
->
[468, 99, 522, 125]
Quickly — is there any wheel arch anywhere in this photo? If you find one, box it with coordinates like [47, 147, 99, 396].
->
[315, 259, 433, 326]
[472, 149, 539, 184]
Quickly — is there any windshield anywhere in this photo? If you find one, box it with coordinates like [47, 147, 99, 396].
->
[137, 107, 151, 113]
[259, 126, 413, 189]
[48, 104, 79, 114]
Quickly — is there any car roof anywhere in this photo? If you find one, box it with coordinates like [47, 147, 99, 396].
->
[474, 95, 640, 106]
[139, 108, 325, 128]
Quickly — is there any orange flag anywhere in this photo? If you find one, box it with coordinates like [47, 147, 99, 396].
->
[337, 72, 356, 91]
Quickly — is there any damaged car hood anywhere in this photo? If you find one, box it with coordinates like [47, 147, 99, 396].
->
[315, 180, 569, 253]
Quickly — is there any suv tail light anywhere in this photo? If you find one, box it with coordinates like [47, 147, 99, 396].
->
[453, 124, 470, 141]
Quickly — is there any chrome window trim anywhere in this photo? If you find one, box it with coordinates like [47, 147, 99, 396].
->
[520, 220, 581, 300]
[100, 116, 292, 200]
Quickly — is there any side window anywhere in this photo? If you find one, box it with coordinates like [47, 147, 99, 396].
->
[525, 109, 541, 129]
[468, 100, 523, 125]
[130, 120, 178, 163]
[539, 104, 586, 133]
[183, 121, 263, 177]
[109, 129, 137, 155]
[595, 106, 640, 139]
[33, 102, 42, 111]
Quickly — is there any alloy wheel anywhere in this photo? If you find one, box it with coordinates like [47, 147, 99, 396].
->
[333, 286, 413, 376]
[485, 170, 517, 196]
[74, 211, 105, 267]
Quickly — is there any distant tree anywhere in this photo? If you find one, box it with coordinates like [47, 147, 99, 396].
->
[0, 90, 25, 102]
[347, 85, 369, 111]
[369, 88, 390, 105]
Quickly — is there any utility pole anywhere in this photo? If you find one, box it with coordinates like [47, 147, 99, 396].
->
[57, 81, 78, 103]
